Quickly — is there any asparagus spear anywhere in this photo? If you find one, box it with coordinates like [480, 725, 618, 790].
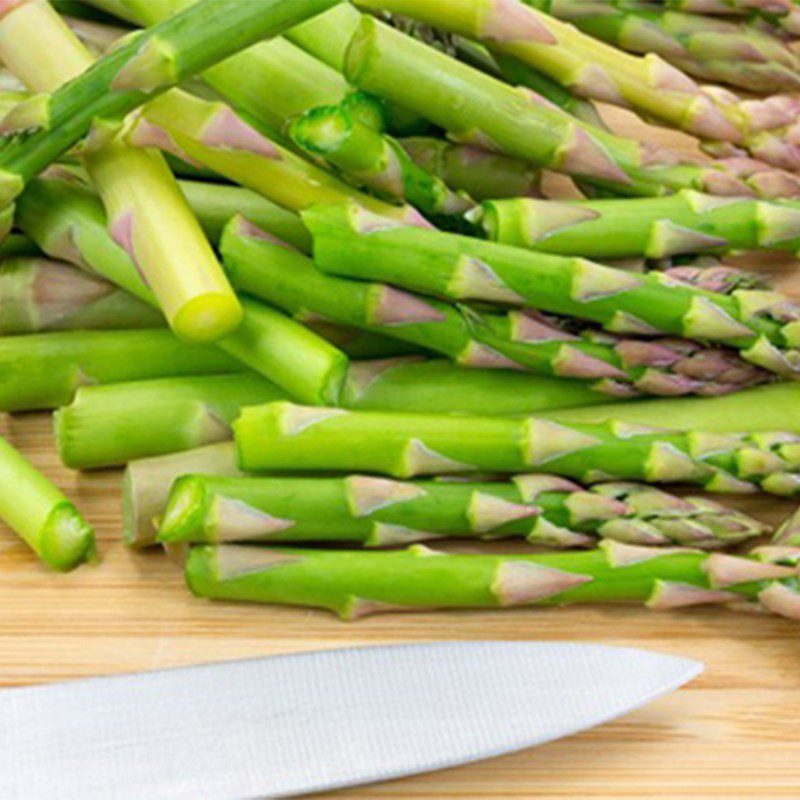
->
[185, 541, 800, 622]
[0, 329, 243, 412]
[0, 0, 342, 209]
[125, 89, 429, 226]
[224, 217, 769, 397]
[15, 174, 350, 405]
[343, 14, 800, 198]
[56, 374, 286, 469]
[160, 472, 766, 548]
[0, 256, 161, 334]
[399, 137, 541, 200]
[123, 442, 239, 548]
[473, 190, 800, 259]
[542, 382, 800, 433]
[0, 433, 94, 570]
[290, 104, 474, 217]
[341, 357, 626, 416]
[537, 1, 800, 93]
[306, 203, 800, 377]
[234, 401, 800, 495]
[660, 0, 800, 35]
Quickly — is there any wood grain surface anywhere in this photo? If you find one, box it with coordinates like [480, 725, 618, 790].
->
[2, 110, 800, 799]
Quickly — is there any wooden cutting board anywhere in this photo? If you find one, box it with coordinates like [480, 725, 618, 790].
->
[2, 110, 800, 798]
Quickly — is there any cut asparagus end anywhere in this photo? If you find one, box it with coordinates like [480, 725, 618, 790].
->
[38, 501, 96, 572]
[172, 290, 243, 343]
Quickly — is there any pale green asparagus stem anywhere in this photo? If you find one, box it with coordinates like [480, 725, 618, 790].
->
[0, 433, 95, 570]
[473, 190, 800, 259]
[185, 541, 800, 622]
[0, 0, 343, 205]
[234, 401, 800, 495]
[56, 374, 287, 469]
[0, 329, 242, 412]
[0, 256, 162, 334]
[306, 202, 800, 378]
[123, 441, 239, 548]
[160, 472, 766, 548]
[224, 216, 770, 398]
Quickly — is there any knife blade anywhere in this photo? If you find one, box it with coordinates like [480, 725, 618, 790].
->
[0, 641, 701, 799]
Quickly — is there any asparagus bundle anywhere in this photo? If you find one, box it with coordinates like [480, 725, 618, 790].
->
[234, 401, 800, 495]
[0, 433, 94, 571]
[0, 256, 161, 334]
[123, 442, 240, 548]
[473, 190, 800, 259]
[343, 14, 800, 198]
[0, 329, 242, 412]
[535, 1, 800, 93]
[223, 217, 769, 398]
[56, 374, 286, 469]
[0, 0, 341, 208]
[0, 0, 243, 343]
[15, 173, 351, 405]
[185, 541, 800, 622]
[160, 472, 766, 549]
[399, 137, 542, 200]
[307, 203, 800, 378]
[356, 0, 786, 142]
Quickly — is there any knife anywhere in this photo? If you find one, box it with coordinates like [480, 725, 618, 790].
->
[0, 641, 701, 799]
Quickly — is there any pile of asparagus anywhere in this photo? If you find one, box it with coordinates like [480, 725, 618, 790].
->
[2, 0, 800, 624]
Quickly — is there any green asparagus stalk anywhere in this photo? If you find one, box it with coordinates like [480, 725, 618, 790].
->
[234, 401, 800, 495]
[290, 104, 474, 217]
[307, 203, 800, 377]
[224, 216, 770, 397]
[185, 541, 800, 622]
[0, 433, 94, 570]
[0, 0, 342, 208]
[343, 14, 800, 198]
[123, 441, 239, 548]
[660, 0, 800, 36]
[473, 190, 800, 259]
[160, 472, 766, 549]
[221, 297, 349, 407]
[0, 256, 161, 334]
[56, 374, 287, 469]
[356, 0, 773, 143]
[542, 381, 800, 433]
[15, 173, 350, 405]
[0, 329, 242, 412]
[341, 357, 626, 416]
[537, 1, 800, 93]
[399, 137, 541, 200]
[177, 180, 310, 251]
[125, 89, 429, 226]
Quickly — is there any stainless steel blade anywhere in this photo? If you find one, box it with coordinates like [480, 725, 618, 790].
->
[0, 641, 701, 799]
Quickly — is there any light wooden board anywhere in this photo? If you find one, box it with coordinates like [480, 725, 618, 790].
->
[2, 110, 800, 798]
